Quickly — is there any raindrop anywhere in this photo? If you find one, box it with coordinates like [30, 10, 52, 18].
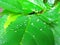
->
[36, 19, 39, 22]
[25, 30, 28, 32]
[48, 18, 52, 21]
[25, 24, 26, 25]
[20, 25, 22, 26]
[43, 22, 46, 25]
[14, 31, 17, 32]
[40, 28, 43, 31]
[55, 21, 58, 24]
[59, 11, 60, 14]
[31, 23, 34, 26]
[17, 25, 19, 26]
[33, 35, 35, 38]
[24, 22, 26, 24]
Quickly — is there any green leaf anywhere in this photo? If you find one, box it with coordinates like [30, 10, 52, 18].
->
[0, 14, 54, 45]
[0, 0, 55, 14]
[0, 0, 23, 13]
[53, 16, 60, 45]
[0, 0, 60, 45]
[48, 2, 60, 45]
[0, 15, 8, 30]
[18, 0, 46, 13]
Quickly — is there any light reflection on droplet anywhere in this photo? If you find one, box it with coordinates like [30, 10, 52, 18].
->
[31, 23, 34, 26]
[14, 31, 17, 32]
[37, 19, 39, 22]
[40, 28, 43, 31]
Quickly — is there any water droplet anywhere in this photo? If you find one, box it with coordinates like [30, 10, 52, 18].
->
[31, 23, 34, 26]
[25, 24, 26, 25]
[33, 35, 35, 38]
[48, 18, 52, 21]
[40, 28, 43, 31]
[59, 11, 60, 13]
[24, 22, 26, 23]
[43, 22, 46, 24]
[55, 21, 58, 24]
[20, 25, 22, 26]
[25, 31, 28, 32]
[14, 31, 17, 32]
[17, 25, 19, 26]
[37, 19, 39, 22]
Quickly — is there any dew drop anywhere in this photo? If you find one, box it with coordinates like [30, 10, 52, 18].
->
[43, 22, 46, 25]
[59, 11, 60, 14]
[33, 35, 35, 38]
[14, 31, 17, 32]
[20, 25, 22, 26]
[55, 21, 58, 24]
[25, 24, 26, 25]
[25, 31, 28, 32]
[31, 23, 34, 26]
[17, 25, 19, 26]
[40, 28, 43, 31]
[37, 19, 39, 22]
[48, 18, 52, 21]
[24, 22, 26, 24]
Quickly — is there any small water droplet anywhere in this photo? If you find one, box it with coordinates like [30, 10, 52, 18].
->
[37, 19, 39, 22]
[17, 25, 19, 26]
[59, 11, 60, 13]
[43, 22, 46, 24]
[31, 23, 34, 26]
[20, 25, 22, 26]
[48, 18, 52, 21]
[25, 31, 28, 32]
[33, 35, 35, 38]
[55, 21, 58, 24]
[24, 22, 26, 23]
[14, 31, 17, 32]
[25, 24, 26, 25]
[40, 28, 43, 31]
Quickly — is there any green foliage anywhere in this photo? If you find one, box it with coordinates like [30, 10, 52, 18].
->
[0, 0, 60, 45]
